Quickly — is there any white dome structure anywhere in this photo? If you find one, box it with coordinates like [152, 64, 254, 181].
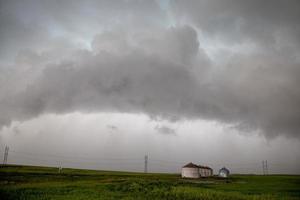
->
[219, 167, 230, 178]
[181, 162, 200, 178]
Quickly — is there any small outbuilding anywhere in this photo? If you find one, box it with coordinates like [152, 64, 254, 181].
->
[219, 167, 230, 178]
[181, 162, 200, 178]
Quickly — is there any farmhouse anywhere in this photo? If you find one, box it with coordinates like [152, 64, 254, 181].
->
[181, 162, 213, 178]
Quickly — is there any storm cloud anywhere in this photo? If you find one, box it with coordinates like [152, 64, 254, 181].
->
[1, 0, 300, 138]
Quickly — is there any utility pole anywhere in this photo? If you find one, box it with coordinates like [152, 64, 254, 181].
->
[144, 155, 148, 173]
[2, 146, 9, 165]
[58, 161, 62, 173]
[262, 160, 268, 175]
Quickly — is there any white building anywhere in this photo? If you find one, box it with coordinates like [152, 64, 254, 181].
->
[181, 162, 213, 178]
[182, 163, 201, 178]
[219, 167, 230, 178]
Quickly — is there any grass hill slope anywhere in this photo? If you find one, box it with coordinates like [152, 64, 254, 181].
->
[0, 165, 299, 200]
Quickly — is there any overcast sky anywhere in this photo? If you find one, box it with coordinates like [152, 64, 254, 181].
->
[0, 0, 300, 174]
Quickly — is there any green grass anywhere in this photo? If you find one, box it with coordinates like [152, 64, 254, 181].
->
[0, 165, 299, 200]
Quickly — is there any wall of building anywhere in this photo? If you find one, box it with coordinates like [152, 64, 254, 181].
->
[199, 168, 213, 177]
[181, 167, 200, 178]
[182, 167, 213, 178]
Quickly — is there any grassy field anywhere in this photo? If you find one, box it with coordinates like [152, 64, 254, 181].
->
[0, 165, 299, 200]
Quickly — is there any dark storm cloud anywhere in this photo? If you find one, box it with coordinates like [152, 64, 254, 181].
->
[0, 0, 300, 138]
[0, 0, 164, 62]
[171, 0, 300, 47]
[0, 25, 204, 126]
[169, 0, 300, 137]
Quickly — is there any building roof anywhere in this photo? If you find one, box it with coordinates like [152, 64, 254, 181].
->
[183, 163, 212, 170]
[199, 165, 212, 170]
[219, 167, 230, 173]
[182, 162, 199, 168]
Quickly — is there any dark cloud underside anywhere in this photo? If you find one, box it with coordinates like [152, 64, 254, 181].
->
[0, 0, 300, 138]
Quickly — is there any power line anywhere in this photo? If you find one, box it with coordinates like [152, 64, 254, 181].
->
[5, 149, 280, 167]
[8, 149, 141, 161]
[9, 152, 143, 165]
[150, 159, 182, 164]
[4, 149, 287, 174]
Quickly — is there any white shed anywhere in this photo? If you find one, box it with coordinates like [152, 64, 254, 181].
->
[181, 162, 200, 178]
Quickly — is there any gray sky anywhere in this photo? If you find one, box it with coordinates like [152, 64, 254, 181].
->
[0, 0, 300, 174]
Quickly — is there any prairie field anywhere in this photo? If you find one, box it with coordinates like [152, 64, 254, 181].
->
[0, 165, 299, 200]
